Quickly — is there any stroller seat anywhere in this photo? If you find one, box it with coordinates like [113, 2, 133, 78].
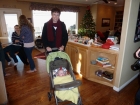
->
[53, 75, 80, 104]
[46, 51, 83, 105]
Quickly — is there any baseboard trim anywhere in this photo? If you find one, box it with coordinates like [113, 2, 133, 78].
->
[113, 73, 139, 92]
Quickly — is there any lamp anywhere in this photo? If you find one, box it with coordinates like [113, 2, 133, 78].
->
[92, 0, 117, 4]
[102, 0, 108, 3]
[103, 0, 117, 4]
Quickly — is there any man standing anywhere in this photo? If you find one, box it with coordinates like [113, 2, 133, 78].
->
[41, 8, 68, 52]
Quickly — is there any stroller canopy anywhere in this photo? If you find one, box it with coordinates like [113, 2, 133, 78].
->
[46, 51, 73, 73]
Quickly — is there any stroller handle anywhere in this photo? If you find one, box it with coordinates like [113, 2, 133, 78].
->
[46, 47, 63, 54]
[54, 80, 82, 91]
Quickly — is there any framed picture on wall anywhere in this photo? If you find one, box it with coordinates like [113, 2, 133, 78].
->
[134, 4, 140, 42]
[102, 18, 110, 27]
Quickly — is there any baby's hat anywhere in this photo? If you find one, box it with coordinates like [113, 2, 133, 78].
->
[59, 67, 63, 71]
[58, 67, 67, 71]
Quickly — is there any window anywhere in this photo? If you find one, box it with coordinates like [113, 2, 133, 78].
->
[4, 14, 18, 38]
[32, 10, 77, 38]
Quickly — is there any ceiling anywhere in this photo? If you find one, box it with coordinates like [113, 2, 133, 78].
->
[55, 0, 125, 6]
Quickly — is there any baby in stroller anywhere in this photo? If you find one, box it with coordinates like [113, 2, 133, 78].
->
[47, 51, 82, 105]
[54, 67, 68, 77]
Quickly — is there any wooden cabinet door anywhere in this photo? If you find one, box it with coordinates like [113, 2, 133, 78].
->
[78, 48, 88, 77]
[70, 46, 79, 72]
[65, 44, 70, 57]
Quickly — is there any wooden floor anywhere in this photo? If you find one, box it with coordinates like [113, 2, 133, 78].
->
[4, 48, 139, 105]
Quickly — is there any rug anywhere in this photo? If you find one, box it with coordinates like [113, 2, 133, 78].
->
[35, 47, 45, 53]
[34, 47, 46, 60]
[34, 52, 46, 60]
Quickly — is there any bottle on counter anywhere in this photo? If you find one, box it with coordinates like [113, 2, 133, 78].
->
[94, 33, 97, 43]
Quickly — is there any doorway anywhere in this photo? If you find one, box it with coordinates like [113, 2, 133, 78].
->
[0, 8, 22, 40]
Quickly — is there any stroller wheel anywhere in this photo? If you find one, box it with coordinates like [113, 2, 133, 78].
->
[77, 97, 83, 105]
[48, 92, 52, 101]
[77, 102, 83, 105]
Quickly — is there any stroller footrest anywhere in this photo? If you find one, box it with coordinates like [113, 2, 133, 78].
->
[54, 80, 81, 91]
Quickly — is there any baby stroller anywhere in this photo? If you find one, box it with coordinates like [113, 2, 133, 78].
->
[46, 49, 83, 105]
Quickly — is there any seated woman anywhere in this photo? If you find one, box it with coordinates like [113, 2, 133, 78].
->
[3, 25, 28, 66]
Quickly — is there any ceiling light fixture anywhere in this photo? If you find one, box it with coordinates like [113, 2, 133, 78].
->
[92, 0, 117, 4]
[92, 0, 108, 4]
[103, 0, 108, 3]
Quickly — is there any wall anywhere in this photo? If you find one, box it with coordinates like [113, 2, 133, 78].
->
[78, 7, 86, 29]
[96, 4, 115, 32]
[0, 0, 86, 37]
[114, 0, 140, 90]
[91, 4, 97, 31]
[0, 22, 2, 37]
[93, 4, 124, 33]
[0, 0, 31, 37]
[0, 0, 31, 17]
[115, 6, 124, 11]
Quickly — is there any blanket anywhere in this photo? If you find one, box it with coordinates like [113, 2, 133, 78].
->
[54, 75, 79, 104]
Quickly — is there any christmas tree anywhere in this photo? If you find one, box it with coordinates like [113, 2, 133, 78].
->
[78, 6, 96, 39]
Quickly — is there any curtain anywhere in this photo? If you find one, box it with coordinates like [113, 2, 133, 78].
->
[30, 2, 80, 12]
